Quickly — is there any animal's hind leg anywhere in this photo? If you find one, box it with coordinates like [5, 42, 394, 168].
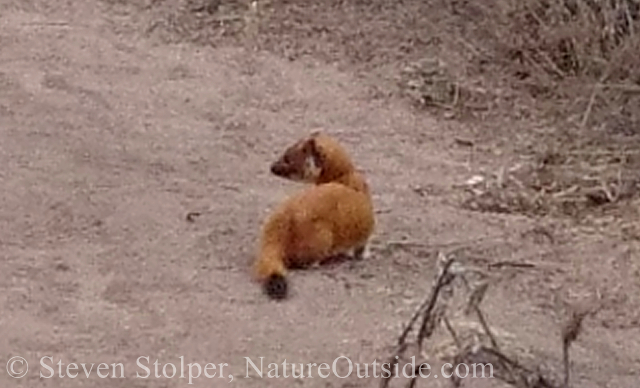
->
[317, 241, 371, 267]
[287, 221, 335, 269]
[352, 242, 371, 261]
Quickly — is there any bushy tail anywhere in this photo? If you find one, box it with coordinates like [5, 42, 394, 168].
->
[254, 211, 290, 300]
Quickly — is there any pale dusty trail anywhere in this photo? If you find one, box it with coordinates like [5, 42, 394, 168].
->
[0, 1, 637, 387]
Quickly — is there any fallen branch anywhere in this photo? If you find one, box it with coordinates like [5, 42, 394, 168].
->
[379, 252, 588, 388]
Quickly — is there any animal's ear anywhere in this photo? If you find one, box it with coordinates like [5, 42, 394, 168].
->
[308, 128, 323, 137]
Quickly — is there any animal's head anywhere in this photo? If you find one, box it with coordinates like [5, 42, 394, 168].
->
[270, 130, 355, 184]
[269, 131, 325, 183]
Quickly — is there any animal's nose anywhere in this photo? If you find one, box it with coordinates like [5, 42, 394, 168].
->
[270, 163, 281, 175]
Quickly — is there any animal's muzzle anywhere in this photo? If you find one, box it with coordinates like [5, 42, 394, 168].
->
[270, 162, 284, 176]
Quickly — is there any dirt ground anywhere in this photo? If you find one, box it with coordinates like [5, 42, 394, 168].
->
[1, 0, 639, 387]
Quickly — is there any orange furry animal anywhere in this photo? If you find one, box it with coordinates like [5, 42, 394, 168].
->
[253, 131, 375, 300]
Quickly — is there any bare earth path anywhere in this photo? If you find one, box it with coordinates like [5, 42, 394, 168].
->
[1, 1, 639, 387]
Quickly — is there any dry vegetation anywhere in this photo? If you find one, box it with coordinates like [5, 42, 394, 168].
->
[451, 0, 640, 122]
[445, 0, 640, 223]
[118, 0, 640, 227]
[379, 253, 596, 388]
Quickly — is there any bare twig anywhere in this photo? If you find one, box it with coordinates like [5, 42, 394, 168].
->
[394, 256, 456, 347]
[454, 137, 475, 147]
[470, 298, 519, 384]
[457, 346, 558, 388]
[443, 316, 462, 349]
[380, 255, 456, 388]
[488, 261, 537, 269]
[580, 83, 600, 129]
[185, 211, 202, 222]
[561, 308, 588, 388]
[384, 234, 509, 251]
[601, 83, 640, 93]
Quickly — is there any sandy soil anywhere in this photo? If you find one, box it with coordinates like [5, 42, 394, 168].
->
[1, 1, 639, 387]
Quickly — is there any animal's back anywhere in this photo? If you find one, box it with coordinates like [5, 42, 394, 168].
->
[283, 182, 374, 260]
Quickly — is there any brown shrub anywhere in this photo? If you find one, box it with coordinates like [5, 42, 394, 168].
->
[450, 0, 640, 128]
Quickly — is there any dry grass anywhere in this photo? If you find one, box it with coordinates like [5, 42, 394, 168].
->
[447, 0, 640, 128]
[457, 145, 640, 219]
[437, 0, 640, 220]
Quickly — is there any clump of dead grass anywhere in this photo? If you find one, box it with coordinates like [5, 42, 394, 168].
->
[439, 0, 640, 219]
[457, 142, 640, 219]
[448, 0, 640, 129]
